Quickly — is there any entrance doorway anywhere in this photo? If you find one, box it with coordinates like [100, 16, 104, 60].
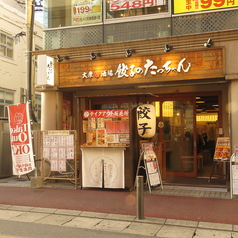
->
[154, 99, 196, 178]
[152, 94, 224, 186]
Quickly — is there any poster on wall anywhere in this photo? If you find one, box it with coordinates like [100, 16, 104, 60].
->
[72, 0, 102, 25]
[174, 0, 238, 14]
[7, 103, 35, 176]
[81, 147, 125, 188]
[109, 0, 166, 11]
[213, 137, 231, 162]
[42, 131, 75, 172]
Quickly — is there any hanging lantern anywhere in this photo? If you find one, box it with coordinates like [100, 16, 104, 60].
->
[136, 104, 156, 138]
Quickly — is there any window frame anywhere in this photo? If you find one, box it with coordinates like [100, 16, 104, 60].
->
[0, 31, 14, 59]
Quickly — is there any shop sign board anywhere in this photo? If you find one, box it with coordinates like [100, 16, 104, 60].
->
[142, 143, 161, 187]
[136, 104, 156, 138]
[7, 103, 35, 176]
[72, 0, 102, 25]
[59, 49, 224, 88]
[37, 55, 54, 86]
[213, 137, 231, 162]
[174, 0, 238, 14]
[83, 109, 129, 118]
[110, 0, 166, 11]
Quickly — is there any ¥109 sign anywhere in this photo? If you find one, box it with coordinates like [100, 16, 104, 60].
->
[7, 103, 35, 176]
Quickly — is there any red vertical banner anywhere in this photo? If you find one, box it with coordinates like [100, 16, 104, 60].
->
[7, 103, 35, 176]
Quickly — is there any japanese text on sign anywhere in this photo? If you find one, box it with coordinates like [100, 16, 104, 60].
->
[82, 58, 191, 80]
[137, 104, 156, 138]
[83, 110, 129, 119]
[110, 0, 165, 11]
[174, 0, 237, 14]
[72, 0, 102, 25]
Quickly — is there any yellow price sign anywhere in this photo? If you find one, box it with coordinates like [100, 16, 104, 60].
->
[174, 0, 238, 14]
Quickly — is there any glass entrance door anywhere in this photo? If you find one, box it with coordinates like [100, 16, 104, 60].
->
[155, 99, 197, 178]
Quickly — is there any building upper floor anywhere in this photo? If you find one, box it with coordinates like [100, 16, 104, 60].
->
[43, 0, 238, 50]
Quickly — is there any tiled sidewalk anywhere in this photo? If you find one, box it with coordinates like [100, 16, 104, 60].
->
[0, 204, 237, 238]
[0, 175, 232, 200]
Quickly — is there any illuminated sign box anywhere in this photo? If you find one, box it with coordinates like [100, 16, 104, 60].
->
[36, 55, 55, 86]
[174, 0, 238, 14]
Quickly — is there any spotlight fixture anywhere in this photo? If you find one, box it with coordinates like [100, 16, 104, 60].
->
[64, 56, 70, 60]
[56, 55, 63, 62]
[164, 43, 173, 53]
[204, 38, 213, 48]
[90, 52, 101, 60]
[125, 49, 136, 57]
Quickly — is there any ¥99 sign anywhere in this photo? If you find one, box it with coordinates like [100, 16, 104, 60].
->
[110, 0, 165, 11]
[195, 0, 234, 9]
[174, 0, 237, 14]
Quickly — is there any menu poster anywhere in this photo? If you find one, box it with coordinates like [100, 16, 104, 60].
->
[106, 121, 116, 133]
[214, 137, 231, 162]
[142, 142, 161, 187]
[96, 129, 107, 146]
[119, 134, 130, 143]
[97, 118, 105, 129]
[107, 134, 119, 143]
[86, 130, 96, 145]
[83, 120, 88, 133]
[106, 120, 129, 133]
[42, 132, 75, 171]
[72, 0, 102, 25]
[88, 118, 96, 129]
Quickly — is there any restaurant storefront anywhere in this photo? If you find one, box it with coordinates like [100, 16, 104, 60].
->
[34, 30, 238, 190]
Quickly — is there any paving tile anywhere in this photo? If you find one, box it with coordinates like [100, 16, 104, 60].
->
[232, 232, 238, 238]
[8, 205, 33, 211]
[93, 219, 131, 232]
[165, 219, 198, 227]
[0, 204, 11, 209]
[198, 222, 232, 231]
[80, 211, 108, 219]
[30, 207, 57, 214]
[54, 209, 81, 216]
[34, 214, 75, 225]
[135, 217, 166, 224]
[194, 229, 232, 237]
[0, 210, 24, 220]
[10, 211, 49, 222]
[123, 222, 162, 236]
[64, 216, 102, 229]
[106, 213, 136, 221]
[233, 225, 238, 232]
[156, 225, 196, 238]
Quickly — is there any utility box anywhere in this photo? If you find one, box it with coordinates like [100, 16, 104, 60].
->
[0, 119, 12, 178]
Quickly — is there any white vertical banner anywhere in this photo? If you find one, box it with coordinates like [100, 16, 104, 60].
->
[81, 147, 125, 188]
[7, 103, 35, 176]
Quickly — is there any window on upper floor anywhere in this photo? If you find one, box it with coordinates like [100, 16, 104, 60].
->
[43, 0, 170, 28]
[0, 90, 14, 118]
[0, 32, 14, 59]
[106, 0, 169, 19]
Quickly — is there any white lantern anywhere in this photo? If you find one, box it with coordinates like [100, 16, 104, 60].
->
[136, 104, 156, 138]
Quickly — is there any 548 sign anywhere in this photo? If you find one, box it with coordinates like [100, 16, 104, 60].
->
[110, 0, 165, 11]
